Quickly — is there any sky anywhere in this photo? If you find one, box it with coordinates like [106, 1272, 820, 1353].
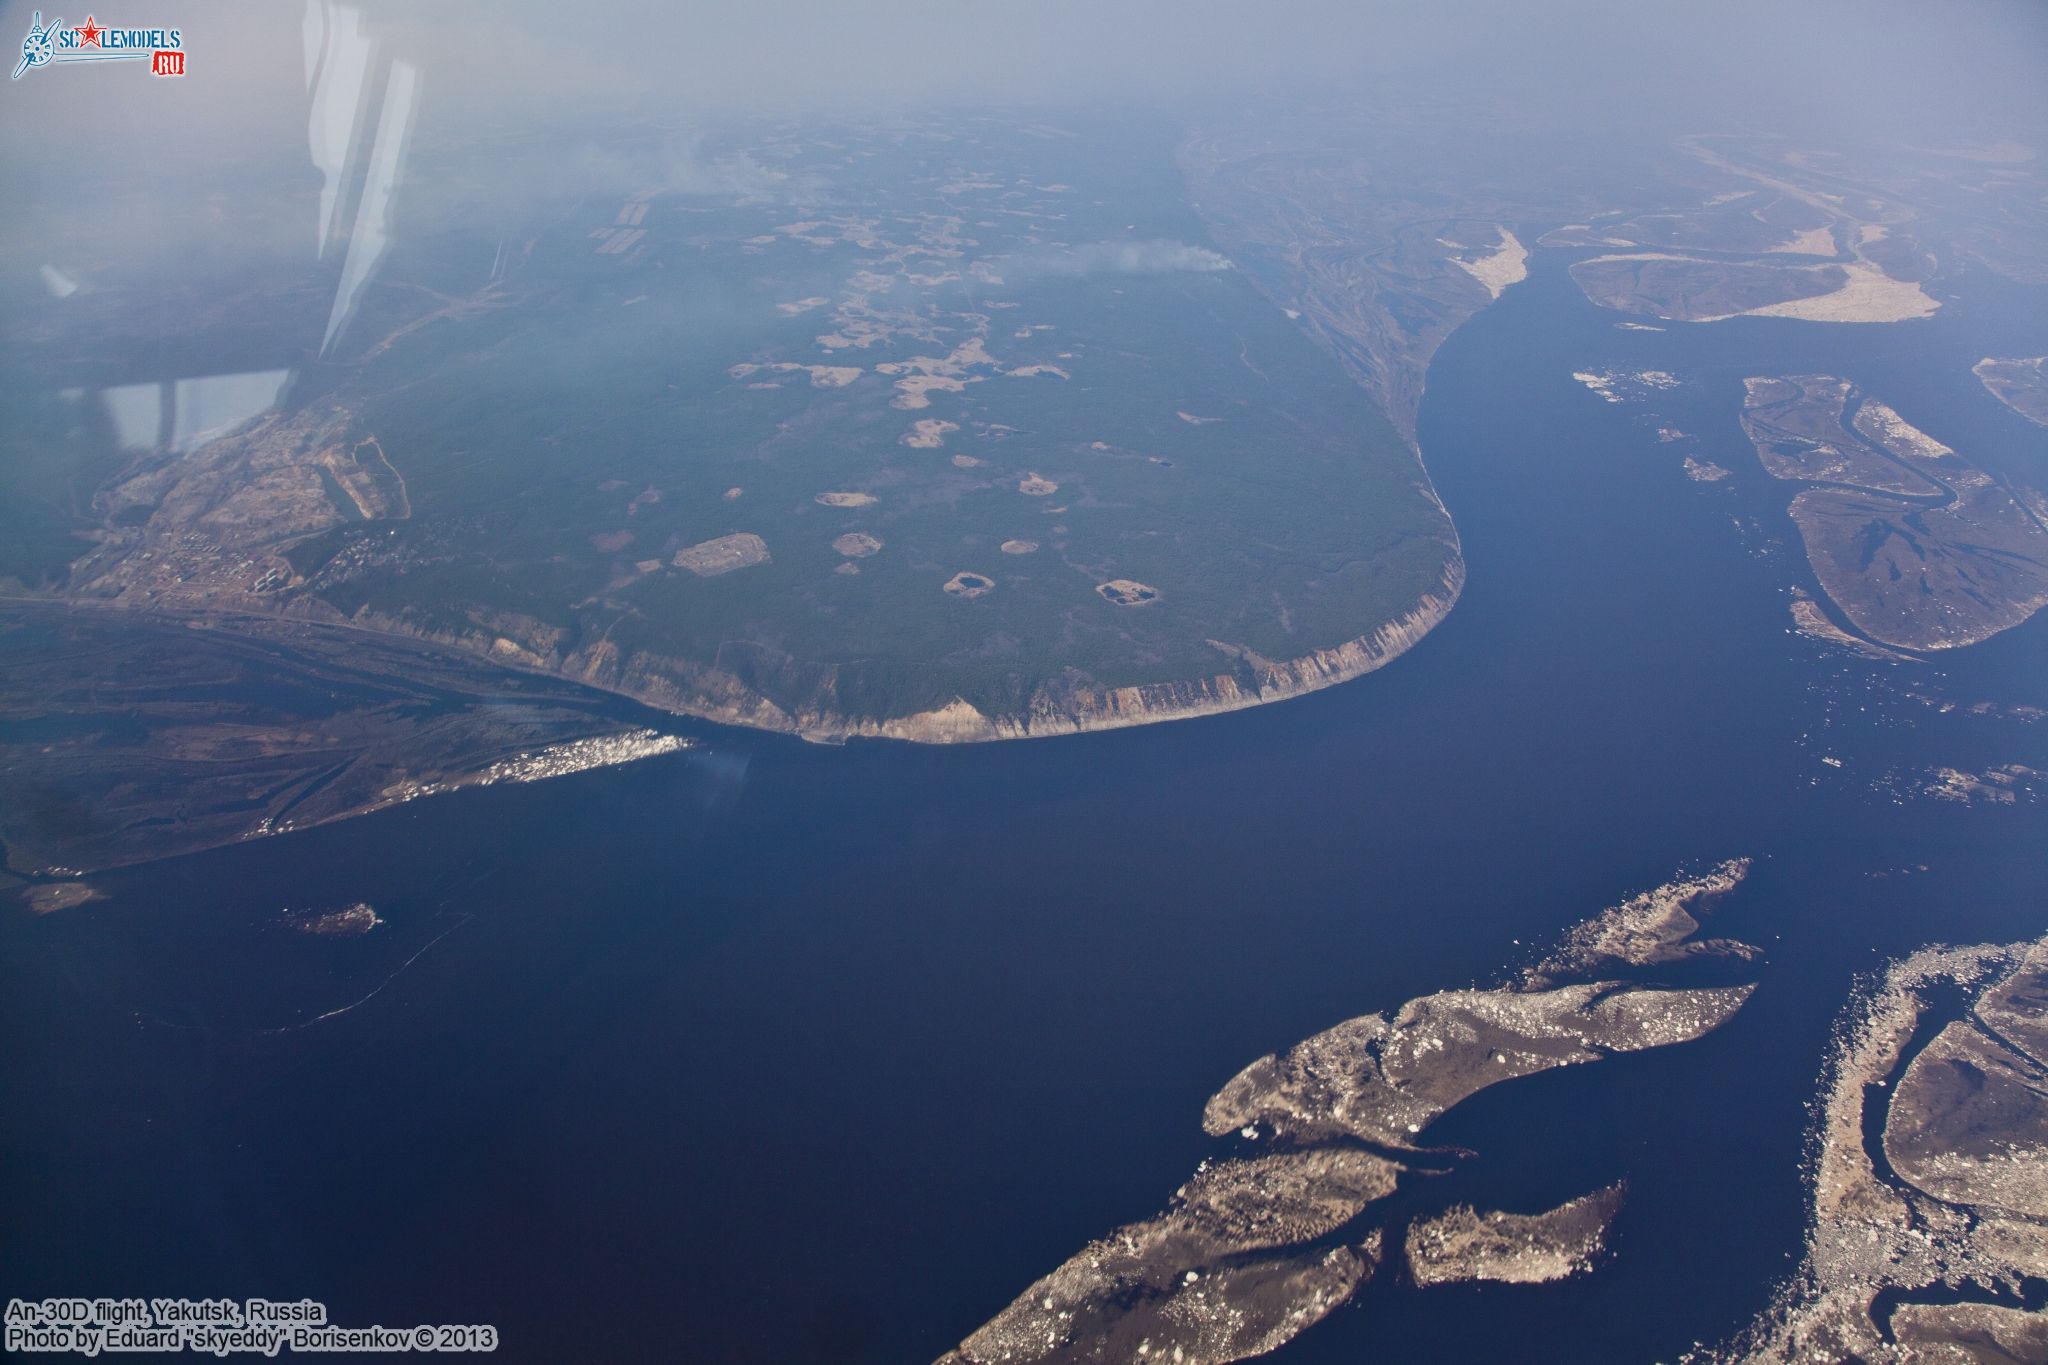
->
[4, 0, 2044, 150]
[0, 0, 2041, 325]
[390, 0, 2048, 131]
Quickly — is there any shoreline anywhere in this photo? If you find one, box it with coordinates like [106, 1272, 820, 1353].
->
[826, 555, 1464, 743]
[5, 550, 1464, 750]
[353, 551, 1465, 744]
[1, 556, 1461, 879]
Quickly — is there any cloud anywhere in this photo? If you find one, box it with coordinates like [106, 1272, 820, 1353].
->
[389, 130, 823, 240]
[983, 240, 1232, 287]
[577, 138, 809, 204]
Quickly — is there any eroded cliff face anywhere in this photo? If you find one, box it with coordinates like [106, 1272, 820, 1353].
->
[381, 555, 1468, 744]
[856, 559, 1464, 743]
[51, 545, 1459, 749]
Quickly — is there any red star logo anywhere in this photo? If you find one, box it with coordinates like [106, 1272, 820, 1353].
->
[76, 16, 102, 46]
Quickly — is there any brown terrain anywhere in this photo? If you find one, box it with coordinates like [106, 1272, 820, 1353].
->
[1977, 356, 2048, 427]
[1738, 375, 2048, 650]
[1716, 937, 2048, 1364]
[1554, 133, 2047, 326]
[1405, 1185, 1626, 1287]
[0, 602, 685, 876]
[940, 864, 1764, 1365]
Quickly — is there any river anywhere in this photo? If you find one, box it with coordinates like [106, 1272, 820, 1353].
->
[3, 242, 2044, 1364]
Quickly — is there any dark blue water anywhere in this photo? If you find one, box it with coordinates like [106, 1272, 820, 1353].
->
[3, 253, 2044, 1363]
